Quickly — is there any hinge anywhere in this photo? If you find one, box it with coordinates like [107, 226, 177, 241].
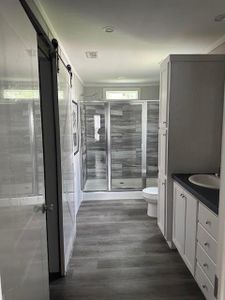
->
[214, 275, 218, 298]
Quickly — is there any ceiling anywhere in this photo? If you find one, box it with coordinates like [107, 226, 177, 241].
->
[39, 0, 225, 85]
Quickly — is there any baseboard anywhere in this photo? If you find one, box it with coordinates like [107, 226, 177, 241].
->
[83, 191, 143, 201]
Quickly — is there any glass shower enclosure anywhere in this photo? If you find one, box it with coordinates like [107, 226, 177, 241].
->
[80, 100, 159, 191]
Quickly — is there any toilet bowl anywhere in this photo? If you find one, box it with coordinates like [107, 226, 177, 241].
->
[142, 187, 158, 218]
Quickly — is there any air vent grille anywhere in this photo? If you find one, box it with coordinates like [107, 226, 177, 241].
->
[85, 51, 98, 58]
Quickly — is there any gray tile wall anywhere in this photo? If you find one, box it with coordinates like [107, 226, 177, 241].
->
[110, 103, 142, 179]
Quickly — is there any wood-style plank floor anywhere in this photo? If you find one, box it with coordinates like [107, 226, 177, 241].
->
[50, 199, 204, 300]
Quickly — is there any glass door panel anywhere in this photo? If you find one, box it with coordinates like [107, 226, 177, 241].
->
[110, 102, 143, 190]
[82, 103, 107, 191]
[146, 101, 159, 187]
[0, 2, 49, 299]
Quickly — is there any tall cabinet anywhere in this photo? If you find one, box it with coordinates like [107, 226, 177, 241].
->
[158, 55, 225, 246]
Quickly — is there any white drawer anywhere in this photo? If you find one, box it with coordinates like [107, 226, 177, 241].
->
[197, 223, 217, 263]
[195, 263, 215, 300]
[196, 242, 216, 284]
[198, 203, 218, 240]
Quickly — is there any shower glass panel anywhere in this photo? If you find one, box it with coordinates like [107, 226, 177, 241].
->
[82, 103, 107, 191]
[146, 102, 159, 187]
[110, 102, 143, 190]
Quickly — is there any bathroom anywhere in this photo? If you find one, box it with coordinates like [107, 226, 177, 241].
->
[2, 1, 225, 300]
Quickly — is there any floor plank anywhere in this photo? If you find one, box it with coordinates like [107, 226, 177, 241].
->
[50, 199, 204, 300]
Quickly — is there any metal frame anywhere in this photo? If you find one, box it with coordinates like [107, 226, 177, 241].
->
[80, 99, 159, 192]
[106, 102, 112, 191]
[142, 101, 148, 188]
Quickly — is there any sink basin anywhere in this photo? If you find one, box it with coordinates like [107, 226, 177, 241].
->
[188, 174, 220, 190]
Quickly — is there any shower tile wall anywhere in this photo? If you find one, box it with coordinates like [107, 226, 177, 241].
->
[110, 103, 142, 183]
[147, 102, 159, 178]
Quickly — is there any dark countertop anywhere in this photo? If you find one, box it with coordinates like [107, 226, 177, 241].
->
[172, 174, 219, 215]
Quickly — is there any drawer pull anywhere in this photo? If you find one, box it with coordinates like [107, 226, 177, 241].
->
[202, 285, 208, 291]
[204, 242, 209, 247]
[206, 220, 211, 225]
[203, 263, 208, 268]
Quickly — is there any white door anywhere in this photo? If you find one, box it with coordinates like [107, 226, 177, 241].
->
[184, 193, 197, 275]
[159, 65, 169, 128]
[0, 2, 49, 299]
[158, 176, 166, 235]
[173, 184, 186, 255]
[158, 129, 167, 176]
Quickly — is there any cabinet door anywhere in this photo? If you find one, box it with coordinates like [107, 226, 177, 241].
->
[159, 65, 169, 128]
[184, 193, 197, 275]
[173, 184, 186, 255]
[158, 128, 167, 176]
[157, 177, 166, 235]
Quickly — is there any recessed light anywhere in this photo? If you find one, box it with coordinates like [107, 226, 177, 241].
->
[103, 26, 114, 33]
[85, 51, 98, 58]
[215, 14, 225, 22]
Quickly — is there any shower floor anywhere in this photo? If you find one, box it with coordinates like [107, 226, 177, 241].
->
[84, 178, 158, 191]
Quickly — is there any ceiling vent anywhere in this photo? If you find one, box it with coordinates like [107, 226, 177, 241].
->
[85, 51, 98, 58]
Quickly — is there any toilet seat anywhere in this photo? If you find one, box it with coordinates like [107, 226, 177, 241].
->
[143, 187, 158, 202]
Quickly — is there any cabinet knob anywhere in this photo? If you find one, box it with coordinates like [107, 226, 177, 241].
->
[204, 242, 209, 247]
[206, 220, 211, 225]
[203, 263, 208, 268]
[202, 285, 208, 291]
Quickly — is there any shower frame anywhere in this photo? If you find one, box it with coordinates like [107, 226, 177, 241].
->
[80, 99, 159, 192]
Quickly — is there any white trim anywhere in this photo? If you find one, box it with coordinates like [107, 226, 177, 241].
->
[204, 34, 225, 54]
[84, 82, 160, 87]
[83, 191, 143, 201]
[216, 86, 225, 299]
[35, 1, 84, 85]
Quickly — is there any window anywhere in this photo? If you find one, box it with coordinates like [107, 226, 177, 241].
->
[3, 89, 64, 100]
[105, 90, 139, 100]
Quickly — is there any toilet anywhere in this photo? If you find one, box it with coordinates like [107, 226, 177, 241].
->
[142, 187, 158, 218]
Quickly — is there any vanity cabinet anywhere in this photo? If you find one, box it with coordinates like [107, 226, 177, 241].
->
[158, 55, 225, 246]
[173, 182, 218, 300]
[173, 182, 197, 275]
[196, 203, 218, 300]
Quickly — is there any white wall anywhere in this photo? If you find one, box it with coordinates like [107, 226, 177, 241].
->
[82, 84, 159, 100]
